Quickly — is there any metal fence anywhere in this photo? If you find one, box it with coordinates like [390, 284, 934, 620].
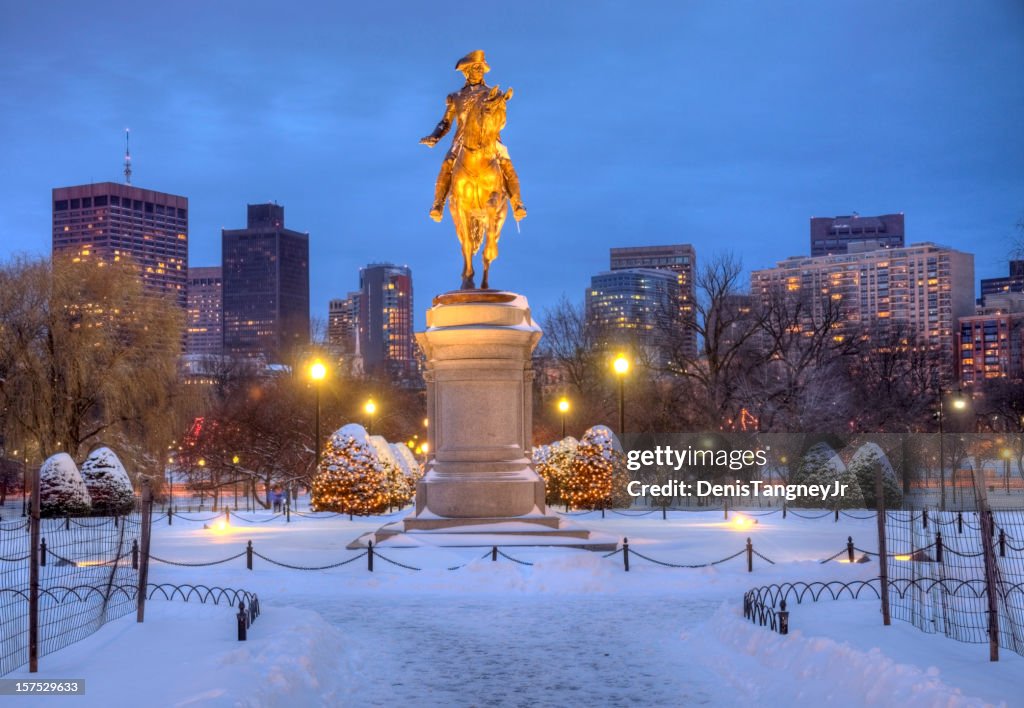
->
[0, 509, 139, 677]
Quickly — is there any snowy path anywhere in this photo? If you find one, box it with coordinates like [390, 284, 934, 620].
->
[300, 593, 724, 707]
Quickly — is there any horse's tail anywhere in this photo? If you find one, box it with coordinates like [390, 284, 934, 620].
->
[471, 217, 486, 255]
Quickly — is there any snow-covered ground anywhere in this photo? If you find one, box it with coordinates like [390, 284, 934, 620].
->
[7, 505, 1024, 707]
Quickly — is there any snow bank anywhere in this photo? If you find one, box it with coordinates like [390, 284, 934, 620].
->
[690, 607, 990, 707]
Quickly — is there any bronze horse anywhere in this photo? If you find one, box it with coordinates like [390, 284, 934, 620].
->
[448, 86, 514, 290]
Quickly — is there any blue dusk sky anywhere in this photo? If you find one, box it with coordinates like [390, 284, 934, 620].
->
[1, 1, 1022, 329]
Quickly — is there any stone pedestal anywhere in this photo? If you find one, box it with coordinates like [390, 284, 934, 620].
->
[352, 291, 613, 550]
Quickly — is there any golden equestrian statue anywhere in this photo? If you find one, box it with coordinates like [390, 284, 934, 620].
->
[420, 50, 526, 290]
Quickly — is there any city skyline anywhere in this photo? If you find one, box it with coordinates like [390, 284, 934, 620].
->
[2, 3, 1022, 331]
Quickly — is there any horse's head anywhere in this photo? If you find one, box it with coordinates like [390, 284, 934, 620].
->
[464, 85, 513, 150]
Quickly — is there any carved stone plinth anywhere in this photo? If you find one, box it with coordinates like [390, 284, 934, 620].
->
[351, 291, 613, 550]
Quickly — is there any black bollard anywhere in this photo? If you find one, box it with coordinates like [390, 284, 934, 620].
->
[922, 508, 928, 529]
[662, 505, 667, 520]
[367, 540, 374, 572]
[746, 537, 753, 572]
[40, 538, 47, 566]
[847, 536, 855, 563]
[132, 540, 139, 570]
[999, 529, 1006, 557]
[778, 599, 789, 635]
[237, 601, 247, 641]
[491, 545, 498, 562]
[246, 540, 253, 570]
[834, 507, 839, 523]
[623, 537, 630, 572]
[936, 531, 944, 564]
[782, 501, 787, 519]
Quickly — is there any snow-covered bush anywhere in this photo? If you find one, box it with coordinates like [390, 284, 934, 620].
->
[532, 436, 578, 505]
[847, 444, 902, 509]
[80, 447, 135, 515]
[311, 425, 389, 515]
[563, 426, 630, 509]
[790, 443, 863, 508]
[39, 453, 92, 517]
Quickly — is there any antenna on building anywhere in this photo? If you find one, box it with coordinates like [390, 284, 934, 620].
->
[124, 128, 132, 185]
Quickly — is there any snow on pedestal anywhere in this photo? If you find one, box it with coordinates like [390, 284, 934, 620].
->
[80, 446, 135, 515]
[39, 452, 92, 517]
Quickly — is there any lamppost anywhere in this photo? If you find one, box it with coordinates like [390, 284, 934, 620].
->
[364, 399, 377, 435]
[613, 354, 630, 437]
[310, 359, 326, 470]
[936, 387, 967, 511]
[1002, 448, 1013, 494]
[557, 397, 570, 438]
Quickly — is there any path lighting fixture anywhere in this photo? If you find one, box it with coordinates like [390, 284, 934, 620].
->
[364, 399, 378, 434]
[557, 397, 570, 438]
[613, 354, 630, 437]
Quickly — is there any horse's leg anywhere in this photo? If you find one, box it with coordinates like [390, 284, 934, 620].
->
[460, 227, 475, 290]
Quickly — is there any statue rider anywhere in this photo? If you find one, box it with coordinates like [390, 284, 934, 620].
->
[420, 50, 527, 223]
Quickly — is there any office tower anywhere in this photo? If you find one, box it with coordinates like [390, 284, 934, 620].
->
[328, 293, 361, 353]
[810, 213, 904, 257]
[609, 244, 697, 358]
[52, 182, 188, 309]
[222, 204, 309, 363]
[586, 268, 681, 358]
[751, 242, 975, 378]
[358, 263, 414, 377]
[980, 261, 1024, 303]
[958, 293, 1024, 385]
[185, 267, 223, 356]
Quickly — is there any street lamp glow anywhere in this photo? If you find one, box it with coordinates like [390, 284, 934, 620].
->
[198, 458, 206, 467]
[421, 442, 429, 454]
[310, 360, 326, 381]
[558, 398, 570, 413]
[952, 398, 967, 411]
[232, 455, 240, 465]
[613, 355, 630, 376]
[364, 399, 377, 416]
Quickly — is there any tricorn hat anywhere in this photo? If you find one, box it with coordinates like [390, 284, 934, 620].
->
[455, 50, 490, 73]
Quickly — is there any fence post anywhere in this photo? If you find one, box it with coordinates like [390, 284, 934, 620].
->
[237, 601, 247, 641]
[28, 461, 41, 673]
[136, 479, 153, 624]
[246, 540, 253, 570]
[286, 501, 290, 523]
[922, 508, 928, 529]
[623, 537, 630, 572]
[662, 505, 667, 520]
[957, 512, 963, 535]
[833, 506, 838, 523]
[368, 540, 374, 572]
[114, 514, 119, 528]
[782, 500, 787, 519]
[979, 504, 1000, 661]
[601, 507, 605, 518]
[874, 461, 890, 626]
[168, 504, 172, 525]
[999, 529, 1006, 557]
[65, 516, 70, 530]
[936, 531, 944, 563]
[777, 598, 789, 635]
[746, 537, 753, 572]
[847, 536, 855, 563]
[989, 510, 995, 539]
[39, 538, 46, 567]
[491, 545, 498, 562]
[131, 539, 139, 570]
[225, 507, 230, 524]
[724, 499, 728, 520]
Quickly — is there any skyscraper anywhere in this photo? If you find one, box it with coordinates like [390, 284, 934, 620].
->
[958, 293, 1024, 386]
[186, 267, 223, 356]
[751, 242, 975, 378]
[358, 263, 414, 377]
[609, 244, 697, 358]
[52, 182, 188, 309]
[810, 213, 905, 257]
[222, 204, 309, 363]
[586, 268, 681, 359]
